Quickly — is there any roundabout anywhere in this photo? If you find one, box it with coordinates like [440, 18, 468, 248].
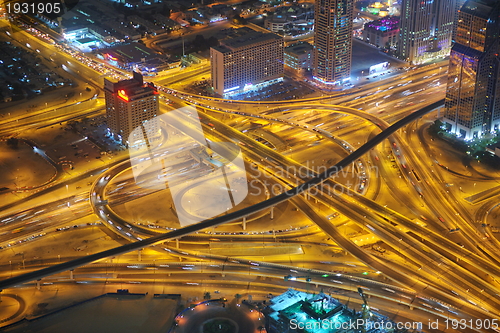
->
[92, 155, 289, 236]
[88, 103, 376, 240]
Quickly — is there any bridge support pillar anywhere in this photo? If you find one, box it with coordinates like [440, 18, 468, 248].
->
[242, 217, 246, 230]
[138, 249, 142, 261]
[70, 270, 74, 280]
[36, 279, 41, 290]
[270, 207, 274, 220]
[176, 239, 179, 249]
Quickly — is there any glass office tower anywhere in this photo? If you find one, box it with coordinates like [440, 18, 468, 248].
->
[443, 0, 500, 139]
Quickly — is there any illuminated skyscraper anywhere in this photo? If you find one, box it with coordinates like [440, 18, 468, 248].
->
[104, 72, 159, 146]
[397, 0, 456, 64]
[443, 0, 500, 139]
[313, 0, 353, 85]
[454, 0, 468, 32]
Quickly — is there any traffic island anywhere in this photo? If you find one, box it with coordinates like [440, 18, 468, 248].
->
[171, 299, 263, 333]
[202, 318, 238, 333]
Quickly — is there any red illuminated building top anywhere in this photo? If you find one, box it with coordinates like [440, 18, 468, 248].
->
[105, 72, 158, 103]
[117, 89, 129, 102]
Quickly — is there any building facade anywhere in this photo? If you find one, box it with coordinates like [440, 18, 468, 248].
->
[264, 16, 288, 33]
[104, 72, 160, 146]
[397, 0, 456, 64]
[284, 42, 313, 73]
[443, 0, 500, 139]
[453, 0, 468, 34]
[313, 0, 353, 85]
[210, 29, 284, 96]
[264, 3, 314, 35]
[362, 16, 399, 49]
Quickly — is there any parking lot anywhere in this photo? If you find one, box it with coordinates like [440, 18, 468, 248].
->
[20, 115, 125, 180]
[230, 78, 314, 101]
[351, 38, 406, 80]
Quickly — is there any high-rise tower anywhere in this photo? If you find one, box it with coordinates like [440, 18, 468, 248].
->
[443, 0, 500, 139]
[210, 28, 283, 97]
[397, 0, 456, 64]
[104, 72, 160, 146]
[313, 0, 353, 86]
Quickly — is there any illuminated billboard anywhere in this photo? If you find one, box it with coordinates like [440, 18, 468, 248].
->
[369, 62, 390, 74]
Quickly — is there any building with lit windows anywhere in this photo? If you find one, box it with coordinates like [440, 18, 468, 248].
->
[443, 0, 500, 140]
[453, 0, 468, 34]
[284, 42, 313, 74]
[210, 28, 284, 96]
[313, 0, 353, 86]
[104, 72, 160, 146]
[397, 0, 456, 64]
[362, 16, 399, 49]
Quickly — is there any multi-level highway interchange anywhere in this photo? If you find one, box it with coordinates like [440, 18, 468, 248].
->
[1, 20, 500, 333]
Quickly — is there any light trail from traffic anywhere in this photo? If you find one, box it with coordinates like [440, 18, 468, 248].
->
[0, 100, 444, 289]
